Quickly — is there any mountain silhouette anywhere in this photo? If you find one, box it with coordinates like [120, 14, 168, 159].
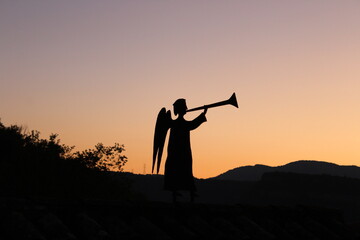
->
[213, 160, 360, 181]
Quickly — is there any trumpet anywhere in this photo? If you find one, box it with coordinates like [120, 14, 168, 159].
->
[186, 93, 238, 112]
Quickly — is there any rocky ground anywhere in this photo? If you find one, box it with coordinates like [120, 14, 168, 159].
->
[1, 197, 360, 240]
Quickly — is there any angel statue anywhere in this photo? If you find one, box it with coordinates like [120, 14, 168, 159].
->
[152, 93, 238, 203]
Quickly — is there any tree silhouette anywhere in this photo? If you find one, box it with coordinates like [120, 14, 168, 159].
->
[0, 119, 131, 199]
[70, 143, 127, 172]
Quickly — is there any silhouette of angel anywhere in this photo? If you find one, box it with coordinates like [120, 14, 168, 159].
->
[153, 93, 238, 202]
[152, 99, 207, 202]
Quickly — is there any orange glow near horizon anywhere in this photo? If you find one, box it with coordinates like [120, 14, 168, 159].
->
[1, 1, 360, 178]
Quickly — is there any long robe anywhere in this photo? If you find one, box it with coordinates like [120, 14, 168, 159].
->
[164, 113, 207, 191]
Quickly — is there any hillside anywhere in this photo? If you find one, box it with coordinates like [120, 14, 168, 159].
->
[3, 198, 359, 240]
[214, 160, 360, 181]
[122, 169, 360, 223]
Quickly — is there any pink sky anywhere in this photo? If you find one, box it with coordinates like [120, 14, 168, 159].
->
[1, 1, 360, 178]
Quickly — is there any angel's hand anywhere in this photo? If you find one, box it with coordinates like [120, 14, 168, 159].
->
[203, 107, 208, 115]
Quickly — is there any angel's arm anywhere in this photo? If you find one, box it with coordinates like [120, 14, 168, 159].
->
[188, 109, 207, 131]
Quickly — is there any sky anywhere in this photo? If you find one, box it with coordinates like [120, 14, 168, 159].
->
[1, 1, 360, 178]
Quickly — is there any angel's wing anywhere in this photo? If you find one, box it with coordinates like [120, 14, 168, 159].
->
[152, 108, 171, 174]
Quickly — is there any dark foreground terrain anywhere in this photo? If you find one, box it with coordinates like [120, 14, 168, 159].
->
[3, 170, 360, 240]
[1, 197, 360, 240]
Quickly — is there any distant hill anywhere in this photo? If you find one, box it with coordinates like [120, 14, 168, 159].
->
[213, 160, 360, 181]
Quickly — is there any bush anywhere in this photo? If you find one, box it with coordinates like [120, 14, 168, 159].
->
[70, 143, 128, 172]
[0, 120, 132, 199]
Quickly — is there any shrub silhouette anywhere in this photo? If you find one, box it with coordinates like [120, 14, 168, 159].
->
[0, 120, 132, 199]
[71, 143, 127, 172]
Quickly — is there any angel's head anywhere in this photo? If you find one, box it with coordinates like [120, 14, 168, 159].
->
[173, 98, 187, 116]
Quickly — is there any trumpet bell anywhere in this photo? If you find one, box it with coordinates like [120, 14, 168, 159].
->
[228, 93, 238, 108]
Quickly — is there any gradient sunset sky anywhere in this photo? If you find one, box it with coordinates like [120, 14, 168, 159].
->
[1, 1, 359, 178]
